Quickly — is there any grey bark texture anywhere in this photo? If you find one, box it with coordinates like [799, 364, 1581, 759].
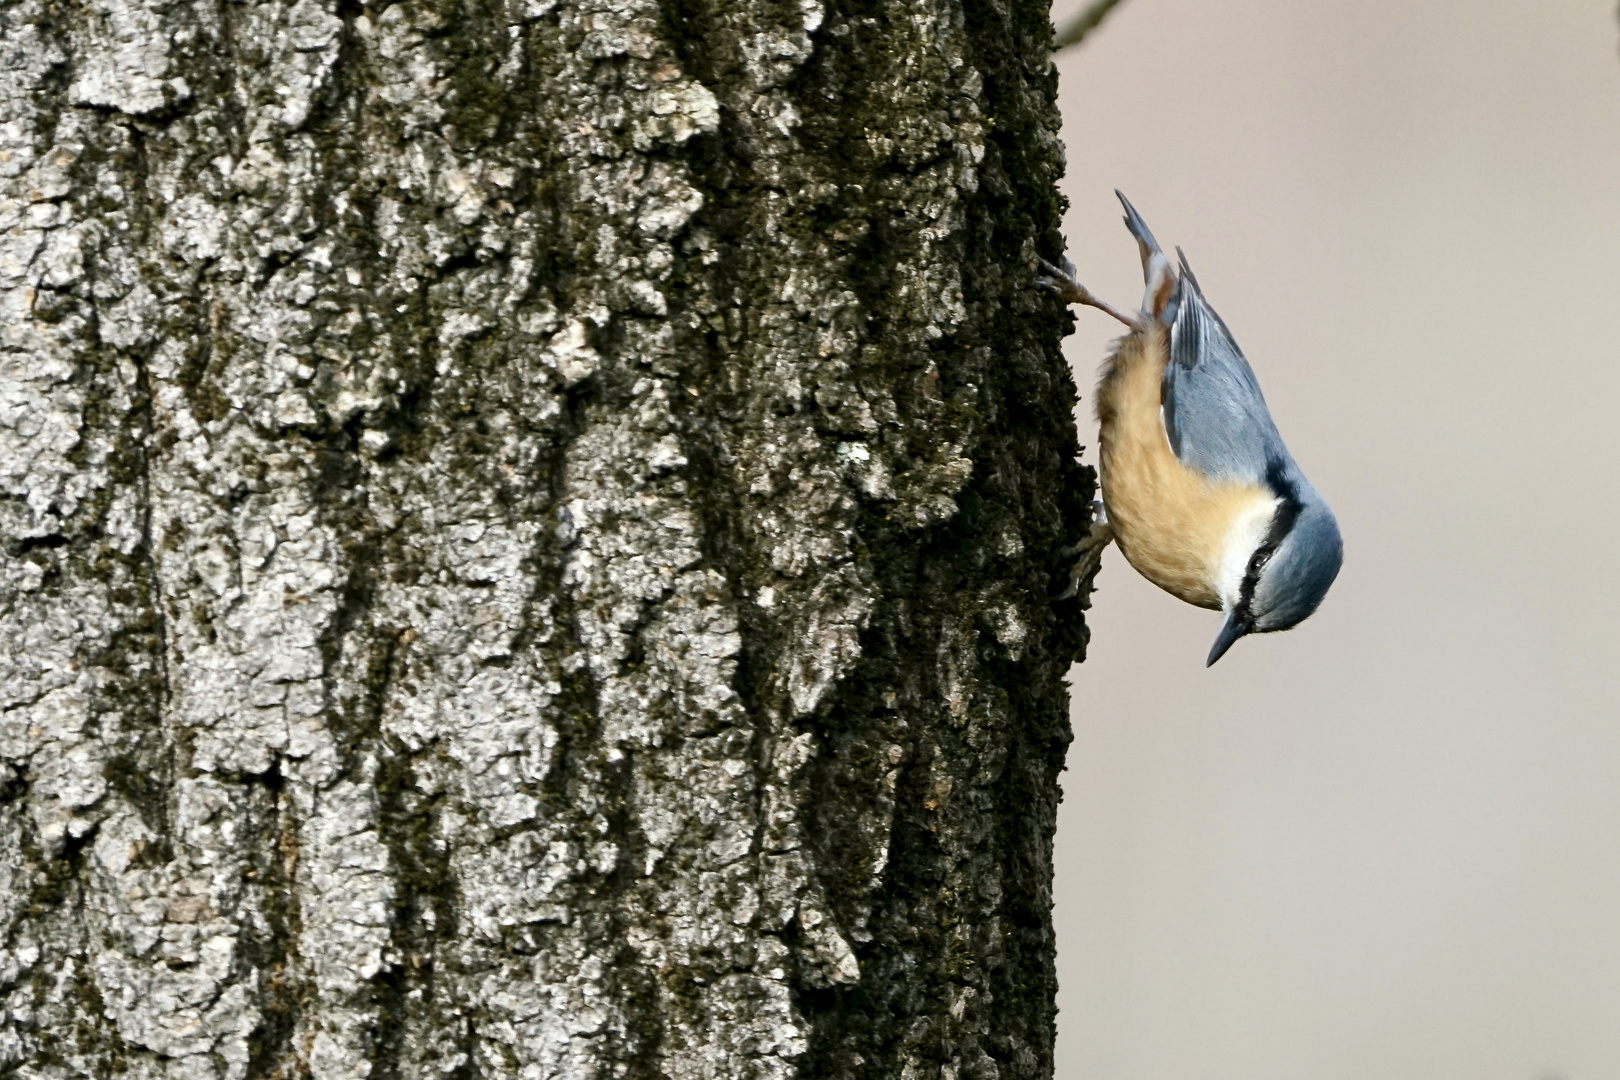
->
[0, 0, 1095, 1076]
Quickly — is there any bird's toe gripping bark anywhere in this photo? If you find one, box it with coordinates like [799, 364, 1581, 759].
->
[1037, 258, 1140, 329]
[1054, 501, 1113, 604]
[1037, 257, 1089, 304]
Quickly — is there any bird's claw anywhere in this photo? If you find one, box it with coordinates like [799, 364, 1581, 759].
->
[1053, 500, 1112, 604]
[1038, 257, 1141, 329]
[1037, 257, 1089, 305]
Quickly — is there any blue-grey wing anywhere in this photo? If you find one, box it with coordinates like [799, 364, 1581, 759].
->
[1162, 255, 1289, 486]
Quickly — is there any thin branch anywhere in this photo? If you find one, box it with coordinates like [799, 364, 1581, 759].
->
[1052, 0, 1127, 52]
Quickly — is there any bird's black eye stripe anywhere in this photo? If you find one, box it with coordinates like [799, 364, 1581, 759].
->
[1235, 460, 1305, 623]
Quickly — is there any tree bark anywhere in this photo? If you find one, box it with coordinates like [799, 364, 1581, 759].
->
[0, 0, 1093, 1076]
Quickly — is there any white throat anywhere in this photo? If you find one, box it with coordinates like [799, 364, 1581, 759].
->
[1216, 497, 1280, 611]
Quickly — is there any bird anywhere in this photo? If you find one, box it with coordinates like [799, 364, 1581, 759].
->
[1040, 193, 1342, 666]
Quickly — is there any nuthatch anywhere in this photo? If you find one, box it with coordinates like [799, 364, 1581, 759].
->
[1042, 193, 1342, 666]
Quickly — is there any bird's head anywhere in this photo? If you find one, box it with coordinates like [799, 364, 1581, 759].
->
[1208, 487, 1343, 667]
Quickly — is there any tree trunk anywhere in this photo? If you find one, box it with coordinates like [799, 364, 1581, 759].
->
[0, 0, 1092, 1075]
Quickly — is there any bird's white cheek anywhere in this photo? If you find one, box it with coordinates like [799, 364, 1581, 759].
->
[1215, 498, 1279, 610]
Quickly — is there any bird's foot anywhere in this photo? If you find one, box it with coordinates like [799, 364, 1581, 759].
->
[1037, 257, 1090, 304]
[1053, 501, 1113, 604]
[1037, 259, 1140, 329]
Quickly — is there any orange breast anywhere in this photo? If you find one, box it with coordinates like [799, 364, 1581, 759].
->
[1095, 325, 1274, 611]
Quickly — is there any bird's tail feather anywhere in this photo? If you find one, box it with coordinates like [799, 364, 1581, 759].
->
[1116, 190, 1175, 321]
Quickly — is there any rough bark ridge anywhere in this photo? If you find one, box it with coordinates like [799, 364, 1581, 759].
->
[0, 0, 1093, 1076]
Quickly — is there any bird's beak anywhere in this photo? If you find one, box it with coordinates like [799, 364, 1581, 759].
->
[1206, 611, 1250, 667]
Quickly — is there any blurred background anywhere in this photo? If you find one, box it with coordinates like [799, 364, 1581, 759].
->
[1050, 1, 1620, 1078]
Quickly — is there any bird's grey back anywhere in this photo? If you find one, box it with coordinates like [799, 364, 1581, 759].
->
[1162, 258, 1293, 488]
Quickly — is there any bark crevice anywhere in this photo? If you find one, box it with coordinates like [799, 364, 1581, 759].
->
[0, 0, 1090, 1075]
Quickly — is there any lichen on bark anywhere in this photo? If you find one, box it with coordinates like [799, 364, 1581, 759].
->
[0, 0, 1093, 1076]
